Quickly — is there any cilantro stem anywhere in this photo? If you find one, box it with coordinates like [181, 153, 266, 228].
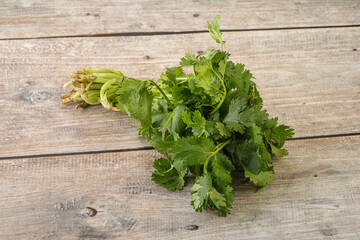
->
[214, 138, 231, 154]
[150, 81, 175, 109]
[204, 138, 231, 174]
[198, 129, 206, 138]
[162, 111, 175, 141]
[207, 59, 228, 115]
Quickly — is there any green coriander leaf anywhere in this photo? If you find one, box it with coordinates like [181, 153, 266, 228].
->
[243, 164, 274, 188]
[223, 97, 255, 133]
[173, 158, 187, 176]
[270, 124, 294, 143]
[180, 52, 198, 67]
[194, 60, 223, 102]
[210, 153, 235, 185]
[160, 66, 186, 87]
[147, 134, 173, 152]
[260, 142, 272, 164]
[263, 117, 278, 129]
[172, 85, 194, 105]
[116, 78, 153, 134]
[238, 140, 262, 174]
[182, 110, 214, 137]
[207, 15, 225, 45]
[182, 110, 206, 136]
[269, 142, 289, 157]
[248, 124, 263, 145]
[215, 122, 231, 138]
[190, 174, 212, 212]
[224, 61, 254, 96]
[209, 187, 227, 210]
[211, 182, 234, 216]
[151, 98, 168, 129]
[265, 124, 294, 146]
[206, 49, 229, 63]
[254, 108, 269, 126]
[168, 136, 215, 165]
[152, 158, 185, 190]
[163, 105, 186, 140]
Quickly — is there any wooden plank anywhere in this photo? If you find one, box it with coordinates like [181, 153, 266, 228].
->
[0, 0, 360, 39]
[1, 27, 360, 157]
[0, 136, 359, 239]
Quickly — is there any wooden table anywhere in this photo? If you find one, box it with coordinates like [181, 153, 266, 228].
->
[1, 1, 360, 239]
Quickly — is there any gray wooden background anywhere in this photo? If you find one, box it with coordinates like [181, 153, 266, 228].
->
[0, 1, 359, 239]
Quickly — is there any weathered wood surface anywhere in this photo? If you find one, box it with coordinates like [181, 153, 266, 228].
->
[0, 135, 359, 239]
[1, 0, 359, 39]
[1, 27, 359, 158]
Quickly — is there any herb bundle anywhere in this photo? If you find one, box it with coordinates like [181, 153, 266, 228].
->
[62, 16, 294, 216]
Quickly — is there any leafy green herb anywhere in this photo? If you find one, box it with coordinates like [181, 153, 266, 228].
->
[61, 16, 294, 216]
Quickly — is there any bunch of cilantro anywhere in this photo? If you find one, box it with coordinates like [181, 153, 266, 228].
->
[62, 16, 294, 216]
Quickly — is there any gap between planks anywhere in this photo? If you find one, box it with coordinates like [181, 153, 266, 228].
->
[2, 24, 360, 41]
[1, 132, 360, 161]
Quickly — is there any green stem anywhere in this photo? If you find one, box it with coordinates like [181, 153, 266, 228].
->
[151, 81, 175, 109]
[204, 138, 231, 174]
[162, 111, 175, 141]
[207, 59, 228, 115]
[214, 139, 232, 154]
[197, 52, 206, 58]
[197, 129, 205, 138]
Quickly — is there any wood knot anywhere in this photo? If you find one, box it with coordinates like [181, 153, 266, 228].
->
[184, 225, 199, 230]
[85, 207, 97, 217]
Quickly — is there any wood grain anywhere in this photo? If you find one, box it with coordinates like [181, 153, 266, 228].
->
[0, 0, 360, 39]
[0, 136, 359, 239]
[1, 27, 359, 158]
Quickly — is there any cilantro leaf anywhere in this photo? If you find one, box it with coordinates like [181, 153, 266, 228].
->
[190, 174, 232, 216]
[180, 52, 198, 67]
[266, 124, 294, 144]
[190, 174, 212, 212]
[223, 97, 255, 133]
[163, 105, 187, 140]
[210, 153, 234, 185]
[243, 164, 275, 189]
[194, 60, 223, 102]
[182, 110, 214, 137]
[116, 78, 153, 134]
[224, 61, 254, 96]
[207, 15, 225, 45]
[168, 136, 215, 165]
[152, 158, 185, 190]
[160, 66, 187, 87]
[269, 142, 289, 157]
[214, 122, 231, 138]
